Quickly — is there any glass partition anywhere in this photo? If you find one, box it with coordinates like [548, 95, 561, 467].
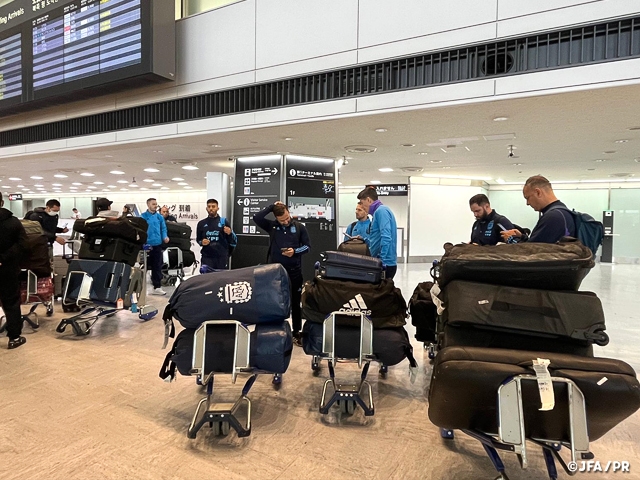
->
[610, 188, 640, 259]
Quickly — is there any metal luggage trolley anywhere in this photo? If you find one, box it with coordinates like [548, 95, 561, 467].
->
[161, 247, 185, 287]
[186, 320, 269, 439]
[441, 375, 593, 480]
[0, 269, 54, 333]
[316, 311, 376, 416]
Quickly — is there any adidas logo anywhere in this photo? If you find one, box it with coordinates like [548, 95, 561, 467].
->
[340, 294, 372, 315]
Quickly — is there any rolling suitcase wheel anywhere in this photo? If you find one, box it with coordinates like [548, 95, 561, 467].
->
[272, 373, 282, 386]
[46, 303, 54, 317]
[427, 343, 436, 360]
[379, 365, 388, 377]
[440, 428, 454, 439]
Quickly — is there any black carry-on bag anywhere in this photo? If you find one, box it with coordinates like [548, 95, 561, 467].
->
[73, 217, 148, 244]
[166, 222, 192, 250]
[79, 236, 141, 266]
[337, 237, 371, 256]
[409, 281, 438, 343]
[317, 250, 384, 284]
[65, 259, 132, 304]
[437, 239, 594, 291]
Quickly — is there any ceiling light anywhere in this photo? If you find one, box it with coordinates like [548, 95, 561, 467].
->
[69, 187, 78, 190]
[93, 181, 104, 185]
[160, 187, 169, 190]
[594, 159, 606, 163]
[512, 163, 522, 166]
[493, 117, 509, 122]
[402, 143, 415, 147]
[603, 151, 616, 154]
[430, 160, 442, 164]
[184, 186, 193, 189]
[152, 150, 163, 154]
[615, 139, 629, 144]
[54, 174, 68, 178]
[72, 182, 82, 186]
[107, 185, 117, 188]
[87, 186, 97, 190]
[110, 170, 125, 175]
[120, 188, 129, 191]
[33, 184, 44, 187]
[495, 178, 506, 184]
[152, 183, 163, 187]
[464, 146, 471, 152]
[9, 177, 21, 181]
[587, 168, 596, 171]
[117, 180, 129, 184]
[418, 152, 429, 156]
[375, 128, 388, 133]
[144, 168, 160, 173]
[440, 148, 447, 153]
[171, 177, 184, 181]
[211, 144, 222, 148]
[177, 182, 189, 186]
[142, 179, 154, 183]
[284, 137, 293, 141]
[105, 155, 113, 158]
[378, 168, 394, 172]
[129, 184, 139, 188]
[441, 166, 451, 169]
[81, 172, 94, 177]
[182, 165, 199, 170]
[140, 188, 149, 191]
[30, 176, 43, 179]
[52, 183, 63, 186]
[369, 180, 382, 185]
[345, 145, 377, 154]
[16, 185, 25, 188]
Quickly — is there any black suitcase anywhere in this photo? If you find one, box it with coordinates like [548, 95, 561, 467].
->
[428, 346, 640, 442]
[73, 217, 148, 244]
[65, 259, 131, 304]
[167, 222, 192, 250]
[165, 248, 195, 268]
[79, 236, 140, 266]
[301, 276, 407, 328]
[437, 240, 594, 290]
[318, 250, 383, 284]
[441, 281, 608, 347]
[409, 281, 438, 343]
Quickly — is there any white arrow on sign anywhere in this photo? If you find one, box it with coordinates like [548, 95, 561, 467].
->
[272, 168, 278, 175]
[237, 199, 243, 205]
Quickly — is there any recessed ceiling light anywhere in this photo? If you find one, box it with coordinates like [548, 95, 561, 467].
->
[105, 155, 113, 158]
[594, 159, 606, 163]
[378, 168, 394, 172]
[464, 146, 471, 152]
[160, 187, 169, 190]
[375, 128, 388, 133]
[402, 143, 415, 147]
[171, 177, 184, 181]
[152, 150, 163, 154]
[615, 139, 629, 144]
[152, 183, 163, 187]
[69, 187, 78, 190]
[117, 180, 129, 184]
[87, 186, 97, 190]
[81, 172, 95, 177]
[129, 184, 139, 188]
[16, 185, 24, 188]
[284, 137, 293, 141]
[512, 163, 522, 166]
[345, 145, 377, 154]
[430, 160, 442, 164]
[369, 180, 381, 184]
[603, 151, 616, 154]
[211, 144, 222, 148]
[33, 184, 44, 187]
[120, 188, 129, 191]
[442, 166, 451, 169]
[52, 183, 63, 186]
[493, 117, 509, 122]
[182, 165, 199, 170]
[30, 176, 43, 179]
[495, 178, 506, 184]
[142, 179, 155, 183]
[9, 177, 21, 181]
[72, 182, 83, 186]
[140, 188, 149, 191]
[184, 186, 193, 189]
[54, 174, 68, 178]
[110, 170, 125, 175]
[144, 168, 160, 173]
[440, 148, 447, 153]
[94, 181, 104, 185]
[177, 182, 189, 186]
[107, 185, 117, 188]
[418, 152, 429, 156]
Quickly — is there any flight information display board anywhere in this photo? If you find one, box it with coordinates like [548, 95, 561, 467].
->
[0, 0, 174, 111]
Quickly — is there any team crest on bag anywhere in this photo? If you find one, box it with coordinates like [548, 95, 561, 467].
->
[218, 282, 252, 304]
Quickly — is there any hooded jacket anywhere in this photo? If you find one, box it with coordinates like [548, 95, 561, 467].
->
[28, 207, 63, 244]
[0, 208, 28, 271]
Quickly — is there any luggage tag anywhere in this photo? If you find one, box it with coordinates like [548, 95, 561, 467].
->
[429, 283, 445, 315]
[532, 358, 555, 411]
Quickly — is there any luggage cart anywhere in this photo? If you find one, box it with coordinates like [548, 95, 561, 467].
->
[317, 311, 376, 417]
[186, 320, 276, 439]
[161, 247, 185, 287]
[441, 375, 593, 480]
[0, 269, 54, 333]
[137, 244, 158, 321]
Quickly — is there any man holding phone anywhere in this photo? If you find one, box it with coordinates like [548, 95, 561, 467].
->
[253, 201, 311, 346]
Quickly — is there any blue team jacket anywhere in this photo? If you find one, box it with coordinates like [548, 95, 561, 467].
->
[368, 203, 397, 267]
[141, 210, 167, 246]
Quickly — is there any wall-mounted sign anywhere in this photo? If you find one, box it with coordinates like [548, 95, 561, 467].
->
[8, 193, 22, 201]
[366, 184, 408, 196]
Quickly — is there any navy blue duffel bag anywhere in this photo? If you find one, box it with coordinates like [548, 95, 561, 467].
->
[159, 321, 293, 381]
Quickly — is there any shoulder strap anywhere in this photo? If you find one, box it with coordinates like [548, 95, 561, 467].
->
[348, 221, 357, 235]
[545, 205, 571, 236]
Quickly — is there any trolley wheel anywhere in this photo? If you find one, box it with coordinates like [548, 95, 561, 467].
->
[46, 305, 54, 317]
[427, 344, 436, 360]
[440, 428, 454, 439]
[213, 421, 221, 436]
[339, 400, 356, 415]
[379, 365, 388, 376]
[272, 373, 282, 386]
[72, 322, 91, 336]
[220, 421, 230, 436]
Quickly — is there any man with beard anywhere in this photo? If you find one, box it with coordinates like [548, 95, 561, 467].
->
[469, 194, 515, 245]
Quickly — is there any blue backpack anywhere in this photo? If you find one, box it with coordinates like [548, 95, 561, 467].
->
[548, 206, 604, 257]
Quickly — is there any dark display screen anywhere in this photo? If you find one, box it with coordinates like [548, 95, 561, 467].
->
[0, 31, 21, 100]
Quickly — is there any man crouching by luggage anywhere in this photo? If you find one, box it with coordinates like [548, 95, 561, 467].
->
[197, 198, 237, 270]
[500, 175, 576, 244]
[141, 198, 170, 295]
[0, 192, 28, 349]
[357, 187, 398, 279]
[254, 201, 310, 346]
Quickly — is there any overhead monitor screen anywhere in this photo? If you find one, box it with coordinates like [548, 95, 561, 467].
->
[0, 31, 21, 100]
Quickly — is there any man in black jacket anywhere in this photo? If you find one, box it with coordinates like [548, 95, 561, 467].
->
[254, 201, 310, 345]
[0, 192, 28, 349]
[196, 199, 237, 270]
[469, 193, 515, 245]
[28, 199, 69, 245]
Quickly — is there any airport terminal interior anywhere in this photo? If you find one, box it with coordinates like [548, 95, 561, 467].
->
[2, 1, 640, 479]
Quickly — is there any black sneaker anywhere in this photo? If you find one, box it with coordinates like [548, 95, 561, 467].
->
[292, 332, 303, 347]
[8, 336, 26, 349]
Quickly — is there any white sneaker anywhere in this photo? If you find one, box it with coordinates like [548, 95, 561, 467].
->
[151, 288, 167, 296]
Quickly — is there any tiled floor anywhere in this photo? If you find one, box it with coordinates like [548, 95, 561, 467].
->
[1, 263, 639, 480]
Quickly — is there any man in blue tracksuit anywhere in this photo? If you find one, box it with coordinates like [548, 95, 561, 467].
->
[357, 187, 398, 279]
[141, 198, 169, 295]
[196, 198, 237, 270]
[469, 193, 515, 245]
[343, 204, 372, 243]
[253, 201, 310, 345]
[501, 175, 576, 244]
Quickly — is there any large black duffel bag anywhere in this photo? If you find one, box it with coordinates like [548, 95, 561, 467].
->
[159, 322, 293, 380]
[165, 248, 195, 268]
[73, 217, 148, 245]
[337, 238, 371, 256]
[441, 280, 608, 347]
[409, 281, 438, 343]
[164, 264, 291, 330]
[437, 239, 594, 290]
[79, 236, 141, 266]
[166, 222, 192, 250]
[301, 276, 406, 328]
[428, 346, 640, 442]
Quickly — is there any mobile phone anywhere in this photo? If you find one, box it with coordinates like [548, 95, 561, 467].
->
[281, 248, 289, 252]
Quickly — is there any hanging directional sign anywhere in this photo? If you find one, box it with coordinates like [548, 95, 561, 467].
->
[8, 193, 22, 201]
[366, 184, 408, 196]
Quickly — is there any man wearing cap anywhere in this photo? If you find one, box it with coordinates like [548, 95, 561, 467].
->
[96, 198, 119, 218]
